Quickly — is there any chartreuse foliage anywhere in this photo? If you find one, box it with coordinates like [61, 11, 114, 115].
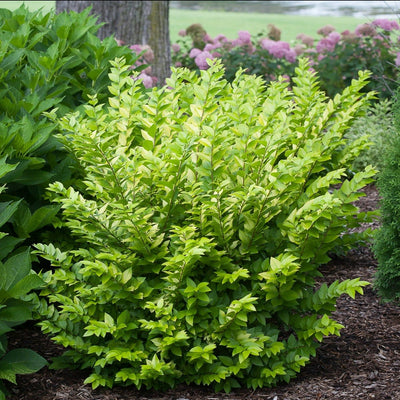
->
[0, 159, 47, 400]
[35, 58, 375, 392]
[373, 90, 400, 301]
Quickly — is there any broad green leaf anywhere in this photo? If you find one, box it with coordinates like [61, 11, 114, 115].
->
[0, 348, 47, 383]
[0, 321, 13, 336]
[23, 205, 60, 236]
[1, 249, 31, 291]
[0, 201, 21, 230]
[7, 273, 44, 298]
[0, 305, 31, 323]
[0, 157, 17, 180]
[0, 237, 24, 260]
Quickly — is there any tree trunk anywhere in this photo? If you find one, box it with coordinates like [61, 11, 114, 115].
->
[56, 1, 171, 86]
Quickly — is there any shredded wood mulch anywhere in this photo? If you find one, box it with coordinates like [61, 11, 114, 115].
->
[7, 185, 400, 400]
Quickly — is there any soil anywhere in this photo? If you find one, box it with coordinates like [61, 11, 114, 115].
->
[7, 185, 400, 400]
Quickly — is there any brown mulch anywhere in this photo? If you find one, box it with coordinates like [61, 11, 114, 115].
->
[7, 185, 400, 400]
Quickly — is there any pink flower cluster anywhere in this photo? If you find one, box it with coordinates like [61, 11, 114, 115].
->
[296, 33, 314, 47]
[372, 19, 400, 31]
[129, 44, 154, 63]
[187, 30, 257, 70]
[312, 18, 400, 59]
[128, 44, 157, 88]
[316, 31, 341, 53]
[172, 43, 181, 53]
[259, 39, 296, 62]
[317, 25, 336, 37]
[355, 23, 377, 37]
[231, 30, 254, 51]
[355, 19, 400, 37]
[189, 48, 215, 69]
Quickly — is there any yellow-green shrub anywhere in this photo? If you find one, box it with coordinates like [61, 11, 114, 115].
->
[35, 58, 375, 392]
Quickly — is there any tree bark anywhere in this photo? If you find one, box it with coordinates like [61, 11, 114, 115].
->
[56, 1, 171, 86]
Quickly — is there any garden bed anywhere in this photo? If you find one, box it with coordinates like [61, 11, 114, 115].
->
[7, 185, 400, 400]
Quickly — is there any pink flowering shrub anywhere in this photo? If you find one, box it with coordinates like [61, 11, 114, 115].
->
[193, 50, 214, 69]
[189, 19, 400, 97]
[120, 18, 400, 96]
[372, 19, 400, 31]
[315, 31, 341, 53]
[171, 25, 298, 84]
[170, 19, 400, 96]
[259, 39, 296, 62]
[317, 24, 336, 37]
[309, 20, 400, 98]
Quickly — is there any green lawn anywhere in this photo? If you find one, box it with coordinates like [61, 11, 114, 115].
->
[0, 1, 54, 13]
[169, 9, 369, 44]
[0, 1, 379, 43]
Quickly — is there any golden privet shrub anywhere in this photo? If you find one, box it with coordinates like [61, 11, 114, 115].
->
[35, 58, 375, 392]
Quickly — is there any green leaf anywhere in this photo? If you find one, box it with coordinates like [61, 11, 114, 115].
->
[0, 304, 31, 323]
[0, 349, 47, 384]
[0, 201, 21, 230]
[0, 237, 24, 260]
[0, 157, 17, 180]
[0, 249, 31, 291]
[11, 170, 54, 186]
[23, 205, 60, 236]
[7, 273, 44, 298]
[0, 321, 13, 336]
[0, 49, 25, 71]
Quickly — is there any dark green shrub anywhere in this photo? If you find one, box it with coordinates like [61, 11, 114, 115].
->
[0, 159, 47, 399]
[35, 58, 375, 392]
[0, 4, 141, 245]
[373, 90, 400, 300]
[0, 5, 139, 116]
[0, 6, 142, 397]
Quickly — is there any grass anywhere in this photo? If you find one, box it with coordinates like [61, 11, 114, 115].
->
[0, 1, 53, 13]
[169, 9, 370, 43]
[1, 1, 376, 44]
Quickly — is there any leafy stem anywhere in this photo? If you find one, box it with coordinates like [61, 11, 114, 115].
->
[160, 152, 188, 233]
[93, 140, 150, 254]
